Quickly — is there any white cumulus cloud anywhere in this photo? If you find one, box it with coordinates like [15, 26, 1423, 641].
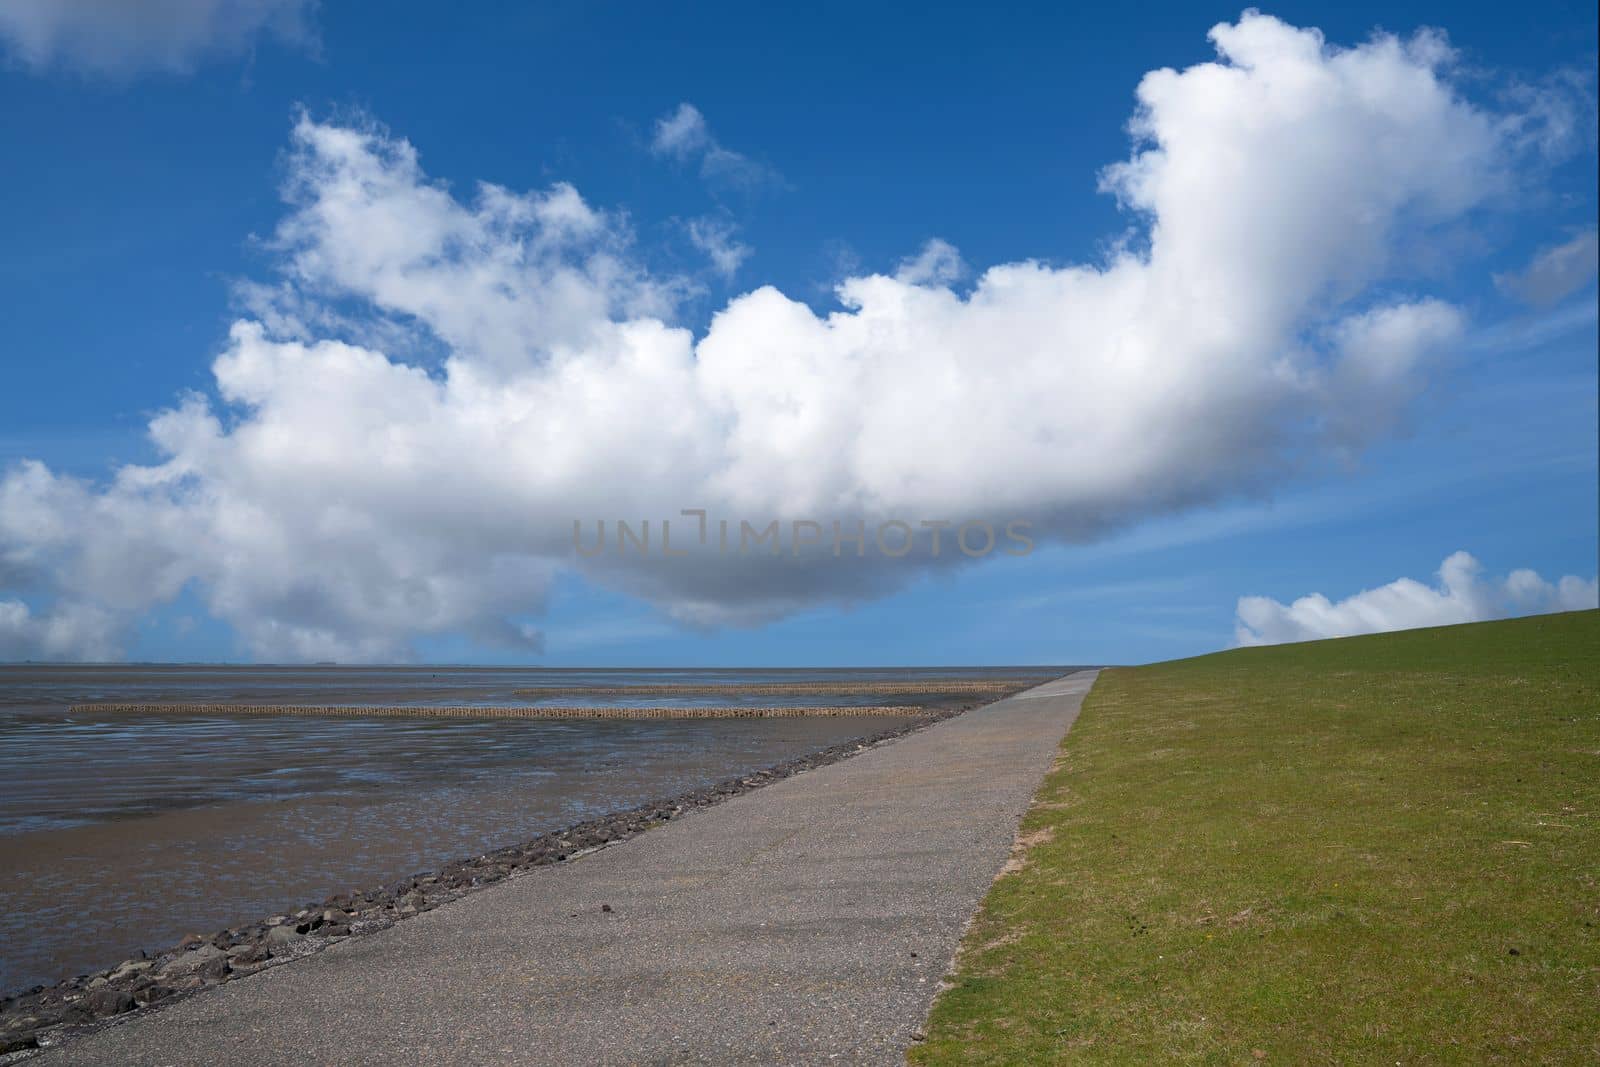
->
[0, 0, 315, 77]
[0, 13, 1574, 661]
[1235, 551, 1599, 646]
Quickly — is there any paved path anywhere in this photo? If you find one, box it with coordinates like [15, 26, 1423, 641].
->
[53, 671, 1098, 1066]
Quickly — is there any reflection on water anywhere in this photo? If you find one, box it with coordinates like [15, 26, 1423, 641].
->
[0, 664, 1063, 993]
[0, 712, 888, 835]
[0, 663, 1058, 710]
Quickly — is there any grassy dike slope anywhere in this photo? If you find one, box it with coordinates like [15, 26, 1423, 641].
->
[913, 611, 1599, 1065]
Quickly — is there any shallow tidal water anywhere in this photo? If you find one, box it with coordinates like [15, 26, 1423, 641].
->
[0, 664, 1060, 992]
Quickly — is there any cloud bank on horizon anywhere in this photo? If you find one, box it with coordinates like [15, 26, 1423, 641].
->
[0, 13, 1591, 661]
[1236, 552, 1599, 646]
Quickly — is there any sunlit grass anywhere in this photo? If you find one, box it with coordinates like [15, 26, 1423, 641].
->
[914, 611, 1599, 1064]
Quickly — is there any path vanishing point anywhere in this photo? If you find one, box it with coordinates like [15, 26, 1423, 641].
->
[50, 671, 1099, 1066]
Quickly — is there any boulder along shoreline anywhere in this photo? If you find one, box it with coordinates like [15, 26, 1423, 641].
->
[0, 694, 1003, 1059]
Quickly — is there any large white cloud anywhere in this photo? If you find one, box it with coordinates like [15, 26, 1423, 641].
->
[1235, 551, 1599, 646]
[0, 598, 120, 662]
[0, 13, 1573, 660]
[0, 0, 314, 77]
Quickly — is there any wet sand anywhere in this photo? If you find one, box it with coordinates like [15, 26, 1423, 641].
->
[65, 703, 927, 718]
[2, 664, 1062, 710]
[0, 712, 904, 993]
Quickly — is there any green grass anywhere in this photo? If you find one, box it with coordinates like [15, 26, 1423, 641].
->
[913, 611, 1600, 1065]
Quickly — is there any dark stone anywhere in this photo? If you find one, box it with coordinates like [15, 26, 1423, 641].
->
[159, 944, 227, 980]
[137, 984, 176, 1005]
[265, 925, 302, 950]
[227, 943, 270, 966]
[1, 1032, 39, 1054]
[83, 988, 136, 1017]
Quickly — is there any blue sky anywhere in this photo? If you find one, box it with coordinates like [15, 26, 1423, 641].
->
[0, 2, 1595, 665]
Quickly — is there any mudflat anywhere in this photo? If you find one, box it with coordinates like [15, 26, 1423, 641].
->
[0, 712, 906, 994]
